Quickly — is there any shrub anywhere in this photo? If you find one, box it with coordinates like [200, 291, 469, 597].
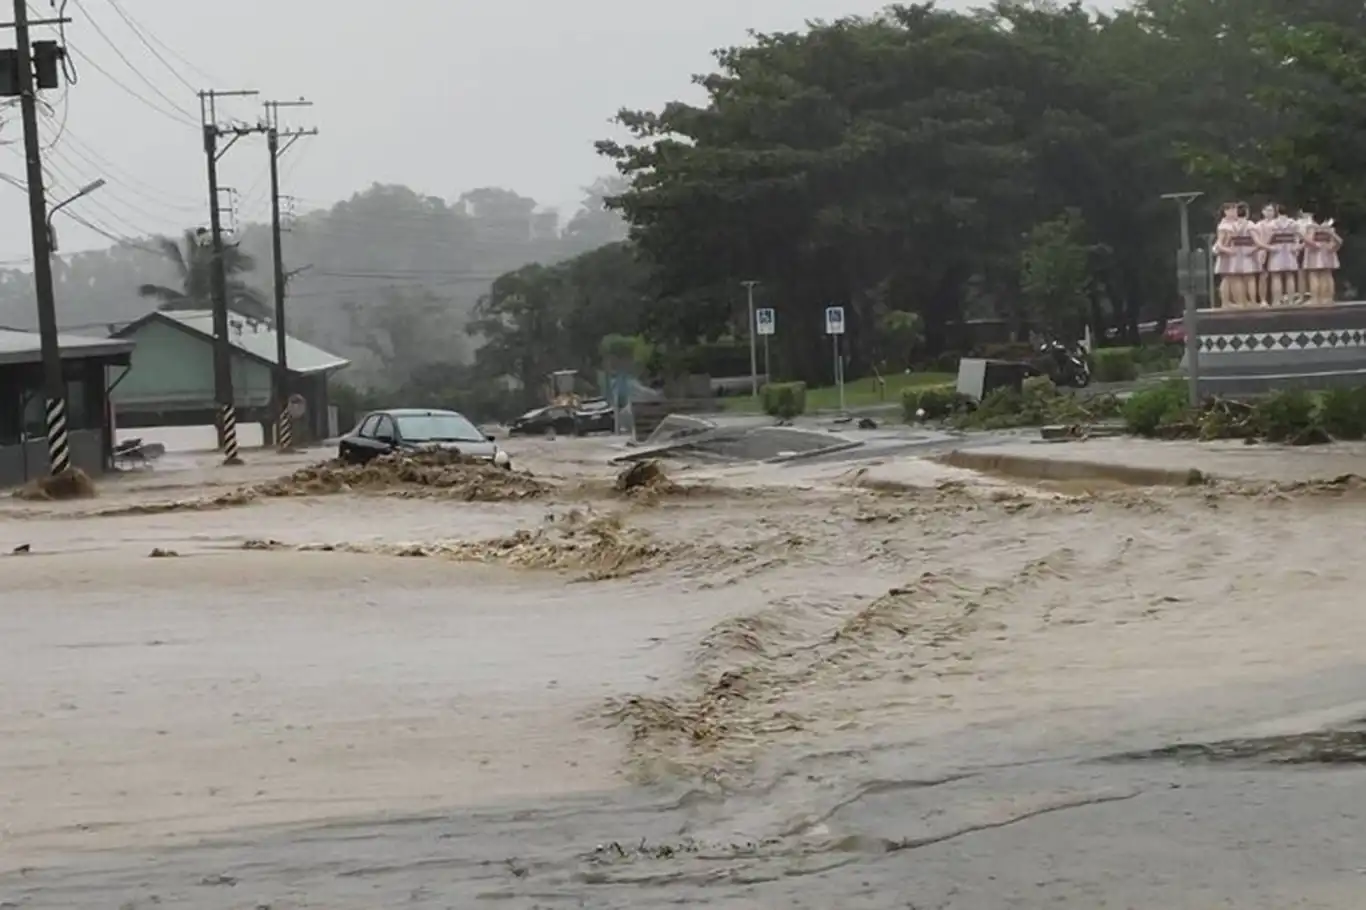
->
[1132, 344, 1182, 372]
[1253, 389, 1318, 443]
[1316, 387, 1366, 440]
[1123, 379, 1190, 436]
[902, 384, 961, 421]
[1093, 347, 1138, 383]
[927, 351, 964, 374]
[762, 382, 806, 420]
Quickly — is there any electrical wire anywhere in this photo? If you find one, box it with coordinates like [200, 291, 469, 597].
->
[102, 0, 217, 87]
[56, 125, 203, 212]
[67, 0, 198, 122]
[99, 0, 199, 93]
[65, 43, 197, 127]
[48, 0, 79, 84]
[39, 87, 69, 150]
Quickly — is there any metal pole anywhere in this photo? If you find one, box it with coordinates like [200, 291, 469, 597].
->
[1179, 199, 1199, 407]
[763, 334, 770, 385]
[12, 0, 69, 476]
[742, 280, 758, 398]
[267, 127, 292, 450]
[832, 335, 842, 411]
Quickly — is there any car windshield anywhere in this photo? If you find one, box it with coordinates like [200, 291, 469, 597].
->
[394, 413, 483, 442]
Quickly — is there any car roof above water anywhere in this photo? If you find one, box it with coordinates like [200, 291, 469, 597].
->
[381, 408, 466, 417]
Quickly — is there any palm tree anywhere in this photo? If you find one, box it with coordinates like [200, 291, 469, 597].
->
[137, 228, 271, 321]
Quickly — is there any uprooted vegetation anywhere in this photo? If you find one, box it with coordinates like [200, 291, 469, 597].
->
[243, 509, 673, 581]
[76, 451, 549, 517]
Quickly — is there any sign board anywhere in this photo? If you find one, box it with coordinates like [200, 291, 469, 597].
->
[824, 306, 845, 335]
[756, 307, 776, 336]
[1175, 250, 1211, 297]
[287, 393, 307, 419]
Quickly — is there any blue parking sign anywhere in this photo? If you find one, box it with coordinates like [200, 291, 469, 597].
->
[825, 306, 845, 335]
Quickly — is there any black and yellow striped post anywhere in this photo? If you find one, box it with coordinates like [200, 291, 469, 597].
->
[45, 396, 70, 475]
[277, 406, 293, 452]
[221, 404, 242, 465]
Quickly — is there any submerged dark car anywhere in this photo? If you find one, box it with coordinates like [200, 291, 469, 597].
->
[506, 400, 615, 436]
[339, 408, 510, 467]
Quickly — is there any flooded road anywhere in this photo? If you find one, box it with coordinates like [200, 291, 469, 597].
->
[4, 437, 1366, 907]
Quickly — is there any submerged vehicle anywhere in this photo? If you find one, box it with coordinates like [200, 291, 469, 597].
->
[338, 408, 510, 467]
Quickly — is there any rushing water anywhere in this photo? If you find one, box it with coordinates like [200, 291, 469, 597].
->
[5, 447, 1366, 907]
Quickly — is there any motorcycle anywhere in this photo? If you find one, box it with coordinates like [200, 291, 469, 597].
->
[1034, 340, 1092, 388]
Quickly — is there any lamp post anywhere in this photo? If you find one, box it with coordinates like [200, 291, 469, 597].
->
[1161, 191, 1202, 407]
[46, 178, 106, 253]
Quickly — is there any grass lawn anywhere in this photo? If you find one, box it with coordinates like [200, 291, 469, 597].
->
[721, 371, 956, 413]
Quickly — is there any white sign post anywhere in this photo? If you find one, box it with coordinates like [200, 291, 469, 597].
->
[756, 308, 775, 385]
[825, 306, 845, 412]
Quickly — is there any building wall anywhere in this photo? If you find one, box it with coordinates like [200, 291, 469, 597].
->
[0, 358, 116, 487]
[0, 429, 103, 486]
[111, 319, 274, 411]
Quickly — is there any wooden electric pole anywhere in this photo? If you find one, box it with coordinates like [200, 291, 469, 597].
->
[199, 89, 265, 464]
[264, 98, 316, 451]
[2, 2, 75, 477]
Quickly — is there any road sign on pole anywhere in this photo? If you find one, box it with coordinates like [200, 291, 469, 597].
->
[756, 307, 775, 335]
[824, 306, 845, 335]
[824, 305, 846, 411]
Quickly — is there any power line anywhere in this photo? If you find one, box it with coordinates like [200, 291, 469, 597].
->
[65, 43, 197, 126]
[56, 124, 203, 211]
[102, 0, 218, 86]
[67, 0, 198, 121]
[99, 0, 198, 93]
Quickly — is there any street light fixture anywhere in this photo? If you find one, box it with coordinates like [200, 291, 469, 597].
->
[46, 178, 106, 253]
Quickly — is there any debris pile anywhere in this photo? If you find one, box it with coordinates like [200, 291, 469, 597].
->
[614, 459, 678, 495]
[256, 450, 548, 501]
[12, 467, 97, 501]
[269, 509, 672, 580]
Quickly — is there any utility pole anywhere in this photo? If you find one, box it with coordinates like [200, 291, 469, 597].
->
[2, 3, 74, 477]
[264, 98, 316, 451]
[742, 280, 759, 398]
[1162, 191, 1203, 407]
[200, 89, 264, 464]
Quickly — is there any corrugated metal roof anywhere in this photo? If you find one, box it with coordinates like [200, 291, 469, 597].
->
[0, 327, 135, 366]
[153, 310, 349, 375]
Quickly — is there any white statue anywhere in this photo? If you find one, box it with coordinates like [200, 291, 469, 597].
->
[1301, 212, 1343, 305]
[1253, 203, 1274, 305]
[1227, 202, 1261, 307]
[1213, 202, 1240, 308]
[1261, 203, 1302, 305]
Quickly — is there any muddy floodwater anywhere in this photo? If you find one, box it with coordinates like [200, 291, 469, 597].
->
[4, 437, 1366, 907]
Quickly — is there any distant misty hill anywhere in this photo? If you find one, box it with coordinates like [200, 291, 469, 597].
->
[0, 179, 626, 385]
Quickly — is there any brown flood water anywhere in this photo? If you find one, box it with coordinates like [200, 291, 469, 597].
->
[4, 438, 1366, 907]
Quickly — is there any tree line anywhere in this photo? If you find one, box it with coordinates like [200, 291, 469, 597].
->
[468, 0, 1366, 396]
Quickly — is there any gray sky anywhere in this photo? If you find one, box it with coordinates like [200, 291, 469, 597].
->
[0, 0, 1115, 263]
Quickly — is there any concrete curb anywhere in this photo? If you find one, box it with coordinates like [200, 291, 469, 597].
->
[936, 449, 1207, 487]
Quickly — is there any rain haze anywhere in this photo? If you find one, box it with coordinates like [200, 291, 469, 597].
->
[17, 2, 1366, 908]
[0, 0, 1027, 261]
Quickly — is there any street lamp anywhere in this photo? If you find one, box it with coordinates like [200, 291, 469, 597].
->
[46, 178, 106, 253]
[1161, 191, 1202, 406]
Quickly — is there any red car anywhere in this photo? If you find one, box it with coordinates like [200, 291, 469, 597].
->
[1164, 320, 1185, 344]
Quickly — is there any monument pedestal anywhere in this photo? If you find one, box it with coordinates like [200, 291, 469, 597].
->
[1182, 301, 1366, 396]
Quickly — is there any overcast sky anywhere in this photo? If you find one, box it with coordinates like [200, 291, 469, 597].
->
[0, 0, 1119, 264]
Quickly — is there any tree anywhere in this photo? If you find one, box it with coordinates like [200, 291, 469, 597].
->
[137, 229, 270, 321]
[1020, 210, 1094, 340]
[468, 240, 651, 395]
